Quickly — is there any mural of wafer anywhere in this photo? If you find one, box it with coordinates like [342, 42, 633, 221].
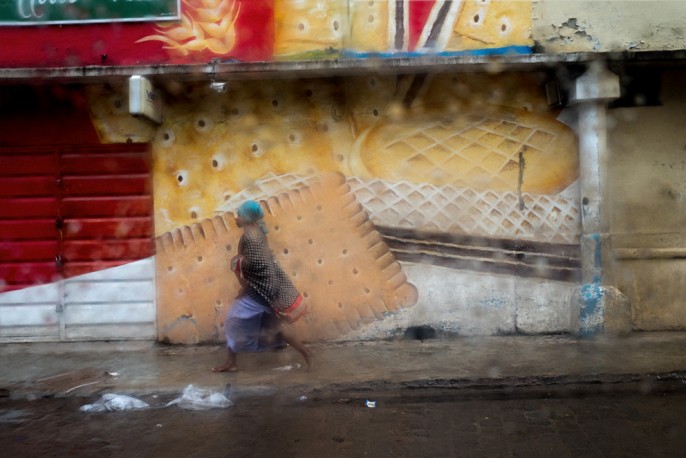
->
[95, 70, 580, 343]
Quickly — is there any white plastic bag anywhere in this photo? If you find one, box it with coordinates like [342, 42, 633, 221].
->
[166, 384, 233, 410]
[80, 394, 150, 412]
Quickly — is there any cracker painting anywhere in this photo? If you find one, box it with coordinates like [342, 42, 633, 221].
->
[156, 173, 418, 343]
[138, 67, 580, 343]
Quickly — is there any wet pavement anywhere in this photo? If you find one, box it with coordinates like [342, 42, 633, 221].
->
[2, 389, 686, 457]
[2, 331, 686, 401]
[3, 332, 686, 457]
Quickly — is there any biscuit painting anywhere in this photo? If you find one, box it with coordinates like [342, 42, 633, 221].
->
[155, 173, 418, 343]
[136, 71, 580, 343]
[135, 0, 533, 62]
[150, 78, 351, 232]
[149, 74, 577, 237]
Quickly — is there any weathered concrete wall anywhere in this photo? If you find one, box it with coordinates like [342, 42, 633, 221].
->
[533, 1, 686, 52]
[607, 69, 686, 330]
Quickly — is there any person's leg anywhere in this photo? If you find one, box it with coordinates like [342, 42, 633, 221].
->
[212, 295, 257, 372]
[259, 314, 286, 350]
[211, 347, 238, 372]
[280, 326, 312, 369]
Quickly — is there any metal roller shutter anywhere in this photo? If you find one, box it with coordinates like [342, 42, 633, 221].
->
[0, 144, 155, 342]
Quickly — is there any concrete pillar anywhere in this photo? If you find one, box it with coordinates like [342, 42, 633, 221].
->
[575, 62, 614, 285]
[567, 61, 630, 337]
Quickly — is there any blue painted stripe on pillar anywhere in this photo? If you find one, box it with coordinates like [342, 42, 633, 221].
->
[579, 283, 604, 337]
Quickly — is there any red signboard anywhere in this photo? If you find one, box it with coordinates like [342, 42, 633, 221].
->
[0, 0, 274, 67]
[0, 1, 532, 69]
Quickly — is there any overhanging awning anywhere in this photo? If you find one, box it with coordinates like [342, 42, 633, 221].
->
[1, 50, 686, 85]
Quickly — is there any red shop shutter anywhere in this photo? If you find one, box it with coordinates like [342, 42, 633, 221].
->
[0, 147, 60, 291]
[0, 144, 154, 292]
[59, 144, 153, 278]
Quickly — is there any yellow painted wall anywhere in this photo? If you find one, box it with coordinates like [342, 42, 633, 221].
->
[150, 73, 576, 235]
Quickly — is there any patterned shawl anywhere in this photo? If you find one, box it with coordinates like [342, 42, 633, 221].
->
[238, 225, 300, 311]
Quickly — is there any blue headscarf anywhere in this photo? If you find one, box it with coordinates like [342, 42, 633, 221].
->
[237, 200, 268, 234]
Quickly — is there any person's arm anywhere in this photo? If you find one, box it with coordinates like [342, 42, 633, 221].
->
[230, 255, 248, 296]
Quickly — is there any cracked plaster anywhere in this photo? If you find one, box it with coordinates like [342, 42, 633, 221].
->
[533, 1, 686, 53]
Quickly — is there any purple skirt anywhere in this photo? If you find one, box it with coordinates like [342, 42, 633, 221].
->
[225, 295, 283, 353]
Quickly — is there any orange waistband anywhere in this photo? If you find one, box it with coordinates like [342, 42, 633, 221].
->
[281, 293, 303, 313]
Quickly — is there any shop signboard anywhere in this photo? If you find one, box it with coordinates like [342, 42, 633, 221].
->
[0, 0, 179, 25]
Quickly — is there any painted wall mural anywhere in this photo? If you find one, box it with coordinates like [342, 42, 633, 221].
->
[148, 74, 577, 236]
[0, 0, 533, 68]
[155, 173, 419, 343]
[140, 0, 534, 60]
[119, 72, 581, 343]
[0, 70, 580, 342]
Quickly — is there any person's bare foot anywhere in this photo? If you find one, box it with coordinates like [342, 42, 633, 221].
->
[211, 364, 238, 373]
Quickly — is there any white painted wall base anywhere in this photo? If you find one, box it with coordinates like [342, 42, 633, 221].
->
[338, 262, 578, 340]
[0, 258, 156, 343]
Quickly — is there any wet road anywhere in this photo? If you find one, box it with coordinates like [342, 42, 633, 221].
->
[2, 391, 685, 457]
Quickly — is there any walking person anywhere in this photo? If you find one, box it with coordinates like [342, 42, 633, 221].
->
[212, 200, 311, 372]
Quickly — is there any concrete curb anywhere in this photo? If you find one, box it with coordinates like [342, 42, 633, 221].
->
[4, 333, 686, 402]
[5, 371, 686, 403]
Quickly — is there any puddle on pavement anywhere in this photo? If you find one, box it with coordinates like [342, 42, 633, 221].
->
[0, 408, 31, 424]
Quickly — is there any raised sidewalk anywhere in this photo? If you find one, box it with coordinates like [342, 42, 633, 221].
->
[2, 332, 686, 401]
